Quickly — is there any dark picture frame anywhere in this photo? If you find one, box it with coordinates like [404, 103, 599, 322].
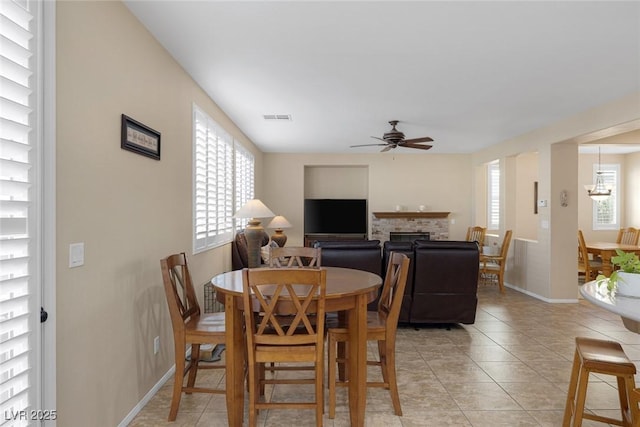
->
[121, 114, 161, 160]
[534, 181, 538, 214]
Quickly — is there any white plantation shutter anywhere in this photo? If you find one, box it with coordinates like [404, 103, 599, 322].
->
[234, 143, 254, 230]
[193, 105, 253, 253]
[487, 161, 500, 230]
[593, 164, 619, 230]
[0, 0, 40, 422]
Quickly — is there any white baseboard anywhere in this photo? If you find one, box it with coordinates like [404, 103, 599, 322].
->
[118, 365, 175, 427]
[504, 282, 579, 303]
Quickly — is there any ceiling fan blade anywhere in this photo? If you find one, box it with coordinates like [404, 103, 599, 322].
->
[403, 136, 434, 144]
[350, 143, 389, 148]
[381, 144, 396, 152]
[371, 136, 388, 142]
[402, 143, 433, 150]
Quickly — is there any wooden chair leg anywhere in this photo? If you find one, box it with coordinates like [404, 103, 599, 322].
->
[384, 339, 402, 416]
[169, 341, 185, 421]
[378, 340, 389, 384]
[316, 358, 323, 427]
[248, 361, 258, 427]
[572, 367, 590, 427]
[563, 350, 580, 427]
[186, 344, 200, 390]
[328, 333, 337, 419]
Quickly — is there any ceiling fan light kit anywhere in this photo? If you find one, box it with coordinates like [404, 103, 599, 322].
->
[351, 120, 434, 152]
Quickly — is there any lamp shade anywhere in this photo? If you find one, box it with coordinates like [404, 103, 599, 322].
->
[267, 215, 292, 230]
[232, 199, 275, 219]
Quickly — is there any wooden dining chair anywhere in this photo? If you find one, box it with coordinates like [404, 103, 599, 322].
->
[268, 246, 321, 268]
[466, 226, 486, 247]
[266, 246, 321, 374]
[617, 227, 640, 245]
[479, 230, 512, 293]
[327, 252, 410, 418]
[578, 229, 603, 281]
[160, 253, 226, 421]
[242, 267, 327, 427]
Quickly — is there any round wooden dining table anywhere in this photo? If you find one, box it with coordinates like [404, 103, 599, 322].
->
[211, 266, 382, 427]
[580, 280, 640, 333]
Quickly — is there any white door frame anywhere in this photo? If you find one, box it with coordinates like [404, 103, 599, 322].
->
[42, 1, 56, 423]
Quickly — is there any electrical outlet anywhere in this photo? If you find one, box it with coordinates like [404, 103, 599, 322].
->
[154, 336, 160, 355]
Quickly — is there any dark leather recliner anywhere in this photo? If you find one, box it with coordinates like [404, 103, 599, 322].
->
[382, 241, 415, 324]
[411, 240, 479, 324]
[313, 240, 382, 309]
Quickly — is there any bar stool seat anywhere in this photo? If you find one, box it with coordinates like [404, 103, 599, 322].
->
[563, 337, 638, 427]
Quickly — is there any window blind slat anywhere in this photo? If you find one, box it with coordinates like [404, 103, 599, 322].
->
[0, 0, 37, 417]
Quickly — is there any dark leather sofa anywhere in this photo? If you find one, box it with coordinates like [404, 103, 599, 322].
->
[382, 240, 482, 324]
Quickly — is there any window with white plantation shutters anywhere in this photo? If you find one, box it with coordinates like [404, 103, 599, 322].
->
[193, 105, 255, 253]
[487, 160, 500, 230]
[592, 164, 619, 231]
[234, 143, 254, 230]
[1, 0, 41, 422]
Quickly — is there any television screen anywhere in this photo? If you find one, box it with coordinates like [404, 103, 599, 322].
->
[304, 199, 367, 234]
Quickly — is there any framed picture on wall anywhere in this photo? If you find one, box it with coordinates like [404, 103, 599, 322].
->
[121, 114, 161, 160]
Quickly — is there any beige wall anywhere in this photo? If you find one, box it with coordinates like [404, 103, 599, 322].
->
[514, 152, 539, 240]
[56, 2, 262, 425]
[628, 151, 640, 226]
[474, 94, 640, 300]
[262, 153, 473, 246]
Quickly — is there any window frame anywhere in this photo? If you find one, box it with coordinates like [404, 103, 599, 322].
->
[487, 160, 500, 231]
[592, 163, 620, 231]
[192, 104, 255, 254]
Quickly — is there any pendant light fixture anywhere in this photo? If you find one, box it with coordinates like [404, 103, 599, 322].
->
[584, 146, 611, 201]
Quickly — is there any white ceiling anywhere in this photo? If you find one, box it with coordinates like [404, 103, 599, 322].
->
[124, 1, 640, 154]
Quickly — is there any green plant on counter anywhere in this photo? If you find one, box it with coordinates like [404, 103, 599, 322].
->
[596, 250, 640, 292]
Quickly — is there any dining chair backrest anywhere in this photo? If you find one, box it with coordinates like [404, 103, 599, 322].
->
[617, 227, 640, 245]
[499, 230, 512, 263]
[242, 267, 327, 346]
[466, 226, 486, 246]
[161, 252, 200, 333]
[268, 246, 321, 268]
[578, 229, 589, 267]
[377, 252, 411, 334]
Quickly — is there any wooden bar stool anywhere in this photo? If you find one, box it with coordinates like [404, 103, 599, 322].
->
[563, 337, 638, 427]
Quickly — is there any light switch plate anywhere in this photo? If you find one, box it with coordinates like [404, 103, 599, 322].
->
[69, 242, 84, 268]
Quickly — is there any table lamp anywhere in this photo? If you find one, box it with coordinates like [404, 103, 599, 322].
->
[267, 215, 292, 247]
[233, 199, 275, 268]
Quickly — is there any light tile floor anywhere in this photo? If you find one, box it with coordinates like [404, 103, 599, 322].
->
[130, 285, 640, 426]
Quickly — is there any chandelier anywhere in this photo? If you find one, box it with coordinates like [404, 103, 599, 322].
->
[584, 146, 611, 201]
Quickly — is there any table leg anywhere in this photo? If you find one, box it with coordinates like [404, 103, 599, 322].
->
[347, 293, 368, 427]
[224, 294, 245, 427]
[601, 251, 613, 277]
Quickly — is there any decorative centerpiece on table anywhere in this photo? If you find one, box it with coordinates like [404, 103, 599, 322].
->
[596, 250, 640, 297]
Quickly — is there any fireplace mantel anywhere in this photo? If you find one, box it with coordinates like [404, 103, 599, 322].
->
[373, 212, 450, 219]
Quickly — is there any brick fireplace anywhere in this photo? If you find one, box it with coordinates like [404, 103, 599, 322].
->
[371, 211, 450, 243]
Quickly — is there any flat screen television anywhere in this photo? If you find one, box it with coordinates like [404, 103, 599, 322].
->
[304, 199, 367, 234]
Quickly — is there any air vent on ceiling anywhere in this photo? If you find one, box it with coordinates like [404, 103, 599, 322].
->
[263, 114, 292, 121]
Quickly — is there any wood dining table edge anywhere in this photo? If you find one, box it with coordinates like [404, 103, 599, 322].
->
[210, 267, 383, 427]
[585, 242, 640, 277]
